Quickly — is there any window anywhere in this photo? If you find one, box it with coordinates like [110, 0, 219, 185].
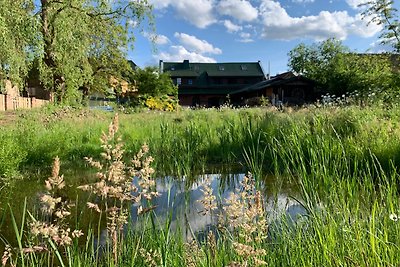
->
[218, 65, 225, 71]
[170, 67, 175, 71]
[241, 65, 248, 71]
[188, 79, 193, 85]
[194, 66, 199, 71]
[177, 78, 182, 85]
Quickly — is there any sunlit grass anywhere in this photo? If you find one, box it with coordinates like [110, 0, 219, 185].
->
[1, 105, 400, 265]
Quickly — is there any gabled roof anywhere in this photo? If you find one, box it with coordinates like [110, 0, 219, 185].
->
[230, 72, 315, 95]
[161, 60, 265, 77]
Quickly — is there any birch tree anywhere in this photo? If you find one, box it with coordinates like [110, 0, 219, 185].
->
[360, 0, 400, 52]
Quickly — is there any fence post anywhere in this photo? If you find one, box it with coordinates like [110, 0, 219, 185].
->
[0, 94, 5, 111]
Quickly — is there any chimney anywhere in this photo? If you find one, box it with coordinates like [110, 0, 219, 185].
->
[159, 60, 164, 73]
[183, 59, 190, 69]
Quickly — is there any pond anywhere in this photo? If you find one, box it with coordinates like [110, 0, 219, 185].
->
[0, 169, 306, 249]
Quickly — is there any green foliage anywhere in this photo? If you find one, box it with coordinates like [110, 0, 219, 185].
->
[0, 132, 26, 184]
[288, 38, 397, 95]
[144, 95, 179, 111]
[0, 0, 38, 89]
[4, 106, 400, 266]
[361, 0, 400, 52]
[134, 66, 177, 97]
[0, 0, 153, 103]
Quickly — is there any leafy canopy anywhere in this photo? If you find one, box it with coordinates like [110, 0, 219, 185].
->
[134, 67, 177, 97]
[360, 0, 400, 52]
[0, 0, 38, 91]
[288, 38, 396, 96]
[0, 0, 153, 103]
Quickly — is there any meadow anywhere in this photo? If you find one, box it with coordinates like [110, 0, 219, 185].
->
[1, 104, 400, 266]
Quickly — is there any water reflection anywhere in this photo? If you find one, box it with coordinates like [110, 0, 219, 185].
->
[130, 173, 307, 241]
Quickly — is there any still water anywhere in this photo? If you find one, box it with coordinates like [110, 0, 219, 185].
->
[128, 173, 306, 241]
[0, 170, 307, 247]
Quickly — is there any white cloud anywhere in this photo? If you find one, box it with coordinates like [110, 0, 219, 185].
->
[149, 0, 173, 9]
[346, 0, 369, 9]
[218, 0, 258, 22]
[149, 0, 216, 28]
[292, 0, 315, 3]
[259, 0, 382, 41]
[157, 46, 217, 63]
[237, 32, 254, 43]
[223, 20, 243, 33]
[143, 32, 170, 45]
[128, 20, 138, 28]
[238, 38, 254, 43]
[239, 32, 251, 39]
[368, 38, 396, 53]
[174, 32, 222, 54]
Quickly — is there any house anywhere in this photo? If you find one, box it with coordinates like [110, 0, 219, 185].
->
[230, 71, 316, 106]
[160, 60, 266, 107]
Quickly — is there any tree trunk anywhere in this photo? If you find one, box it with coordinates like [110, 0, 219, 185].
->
[40, 0, 66, 103]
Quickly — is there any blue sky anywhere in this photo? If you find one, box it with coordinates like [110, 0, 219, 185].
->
[128, 0, 399, 76]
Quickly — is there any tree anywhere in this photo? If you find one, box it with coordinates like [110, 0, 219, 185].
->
[36, 0, 153, 103]
[134, 67, 177, 97]
[0, 1, 38, 91]
[334, 53, 394, 94]
[288, 38, 348, 93]
[0, 1, 153, 103]
[288, 38, 395, 95]
[360, 0, 400, 52]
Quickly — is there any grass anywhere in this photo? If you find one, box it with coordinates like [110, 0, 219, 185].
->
[1, 105, 400, 266]
[2, 104, 400, 180]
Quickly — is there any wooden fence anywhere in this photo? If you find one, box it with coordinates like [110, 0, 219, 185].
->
[0, 94, 49, 111]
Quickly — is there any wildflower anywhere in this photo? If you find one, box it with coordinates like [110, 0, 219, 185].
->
[390, 213, 398, 222]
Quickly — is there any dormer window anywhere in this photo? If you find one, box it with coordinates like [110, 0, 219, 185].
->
[219, 65, 225, 71]
[241, 65, 248, 70]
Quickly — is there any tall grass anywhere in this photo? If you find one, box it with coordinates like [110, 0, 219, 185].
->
[3, 105, 400, 180]
[2, 105, 400, 265]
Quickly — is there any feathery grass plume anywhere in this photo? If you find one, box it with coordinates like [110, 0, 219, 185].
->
[78, 113, 159, 264]
[1, 157, 84, 266]
[184, 241, 204, 267]
[197, 173, 268, 265]
[207, 230, 217, 264]
[197, 177, 217, 216]
[221, 173, 268, 266]
[139, 248, 161, 267]
[28, 157, 82, 248]
[222, 174, 268, 241]
[1, 245, 13, 267]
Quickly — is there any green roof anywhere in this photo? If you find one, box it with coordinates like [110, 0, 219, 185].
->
[230, 72, 315, 95]
[161, 61, 265, 77]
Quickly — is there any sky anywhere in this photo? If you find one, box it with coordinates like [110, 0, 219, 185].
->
[128, 0, 399, 76]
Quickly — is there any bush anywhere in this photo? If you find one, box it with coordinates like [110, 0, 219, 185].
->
[0, 133, 26, 183]
[144, 95, 178, 111]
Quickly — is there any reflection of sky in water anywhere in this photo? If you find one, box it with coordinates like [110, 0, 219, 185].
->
[130, 173, 307, 241]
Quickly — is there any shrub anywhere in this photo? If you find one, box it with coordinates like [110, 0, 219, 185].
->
[0, 133, 26, 183]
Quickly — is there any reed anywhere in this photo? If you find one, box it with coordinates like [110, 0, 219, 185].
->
[2, 105, 400, 266]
